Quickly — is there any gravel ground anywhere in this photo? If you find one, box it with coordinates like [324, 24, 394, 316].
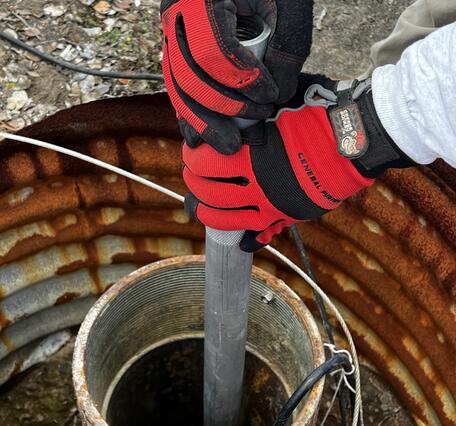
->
[0, 0, 416, 425]
[0, 0, 413, 132]
[0, 0, 164, 131]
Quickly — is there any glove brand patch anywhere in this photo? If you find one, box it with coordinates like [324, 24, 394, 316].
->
[329, 104, 369, 159]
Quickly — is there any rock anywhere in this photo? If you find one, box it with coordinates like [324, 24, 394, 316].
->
[78, 0, 96, 5]
[316, 8, 327, 30]
[83, 27, 103, 37]
[69, 82, 82, 97]
[86, 58, 103, 69]
[79, 44, 97, 60]
[43, 4, 67, 17]
[78, 75, 96, 94]
[0, 111, 8, 122]
[26, 71, 41, 78]
[59, 45, 79, 62]
[93, 1, 115, 15]
[113, 0, 134, 10]
[5, 117, 26, 130]
[3, 28, 18, 40]
[15, 75, 32, 90]
[81, 92, 100, 103]
[104, 18, 118, 31]
[6, 90, 29, 112]
[24, 27, 42, 38]
[94, 83, 111, 95]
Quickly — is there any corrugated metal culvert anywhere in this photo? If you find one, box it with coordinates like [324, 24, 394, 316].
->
[0, 93, 455, 424]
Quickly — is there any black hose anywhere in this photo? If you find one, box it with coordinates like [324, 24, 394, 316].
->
[290, 224, 350, 425]
[0, 30, 164, 82]
[273, 353, 352, 426]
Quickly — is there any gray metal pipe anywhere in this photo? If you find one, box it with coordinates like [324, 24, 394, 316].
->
[204, 229, 253, 426]
[204, 18, 271, 426]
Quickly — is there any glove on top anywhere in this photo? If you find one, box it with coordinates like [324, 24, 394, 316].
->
[183, 75, 416, 251]
[161, 0, 314, 154]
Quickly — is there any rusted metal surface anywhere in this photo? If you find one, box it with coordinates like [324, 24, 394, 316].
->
[73, 257, 325, 425]
[0, 93, 454, 424]
[0, 330, 71, 387]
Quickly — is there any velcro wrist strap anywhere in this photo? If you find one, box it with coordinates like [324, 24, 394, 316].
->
[328, 79, 416, 178]
[328, 79, 369, 159]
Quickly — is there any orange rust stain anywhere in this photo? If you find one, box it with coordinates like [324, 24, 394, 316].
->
[36, 148, 62, 176]
[55, 292, 80, 305]
[10, 360, 23, 378]
[191, 240, 205, 255]
[0, 311, 11, 330]
[88, 268, 103, 295]
[52, 213, 78, 232]
[0, 333, 15, 352]
[88, 137, 119, 166]
[7, 152, 37, 185]
[56, 260, 87, 275]
[126, 137, 181, 177]
[111, 237, 160, 264]
[86, 240, 100, 264]
[111, 252, 160, 265]
[57, 241, 99, 275]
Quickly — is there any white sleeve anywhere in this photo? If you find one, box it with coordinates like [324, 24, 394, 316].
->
[372, 22, 456, 167]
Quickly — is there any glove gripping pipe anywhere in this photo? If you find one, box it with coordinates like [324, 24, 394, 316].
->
[204, 17, 271, 426]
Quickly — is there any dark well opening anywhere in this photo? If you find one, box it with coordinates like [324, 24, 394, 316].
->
[106, 338, 289, 426]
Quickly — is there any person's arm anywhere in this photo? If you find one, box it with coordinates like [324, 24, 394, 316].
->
[372, 22, 456, 166]
[363, 0, 456, 75]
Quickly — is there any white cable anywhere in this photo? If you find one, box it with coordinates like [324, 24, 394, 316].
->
[266, 245, 363, 425]
[0, 130, 363, 425]
[0, 131, 185, 204]
[320, 371, 345, 426]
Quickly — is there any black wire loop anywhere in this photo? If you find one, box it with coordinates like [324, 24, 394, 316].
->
[273, 353, 353, 426]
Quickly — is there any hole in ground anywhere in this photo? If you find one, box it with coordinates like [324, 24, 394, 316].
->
[106, 338, 289, 426]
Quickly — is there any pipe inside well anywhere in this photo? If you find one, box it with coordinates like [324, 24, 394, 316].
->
[106, 338, 288, 426]
[73, 257, 325, 426]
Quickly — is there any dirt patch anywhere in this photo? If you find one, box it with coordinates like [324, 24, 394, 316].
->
[305, 0, 414, 78]
[0, 339, 81, 426]
[0, 0, 163, 130]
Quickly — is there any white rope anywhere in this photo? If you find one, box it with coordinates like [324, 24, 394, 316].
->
[320, 370, 345, 426]
[0, 132, 185, 204]
[0, 130, 363, 425]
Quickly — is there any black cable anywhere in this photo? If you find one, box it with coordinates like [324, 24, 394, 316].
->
[273, 353, 352, 426]
[0, 30, 164, 82]
[290, 225, 335, 344]
[290, 224, 350, 425]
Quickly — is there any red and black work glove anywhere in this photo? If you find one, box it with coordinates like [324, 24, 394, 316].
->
[160, 0, 314, 154]
[183, 74, 416, 251]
